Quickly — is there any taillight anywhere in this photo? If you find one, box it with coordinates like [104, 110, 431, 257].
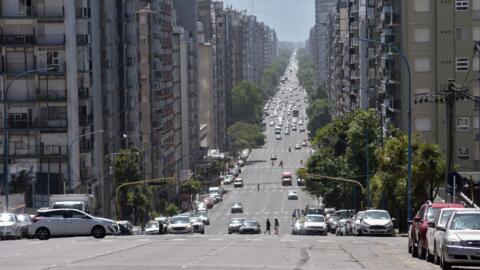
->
[31, 216, 42, 223]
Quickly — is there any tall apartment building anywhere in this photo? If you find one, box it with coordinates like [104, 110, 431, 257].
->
[319, 0, 480, 174]
[0, 0, 103, 208]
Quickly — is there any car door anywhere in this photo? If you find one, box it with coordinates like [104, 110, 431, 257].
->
[44, 210, 66, 236]
[64, 210, 93, 236]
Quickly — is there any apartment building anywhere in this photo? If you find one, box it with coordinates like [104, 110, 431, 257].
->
[0, 0, 102, 208]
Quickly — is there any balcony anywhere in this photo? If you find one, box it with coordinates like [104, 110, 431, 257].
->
[0, 5, 65, 18]
[0, 34, 65, 46]
[6, 143, 68, 158]
[7, 119, 67, 130]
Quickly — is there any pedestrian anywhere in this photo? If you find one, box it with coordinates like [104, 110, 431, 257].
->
[158, 220, 164, 235]
[292, 209, 297, 221]
[274, 218, 279, 235]
[265, 219, 271, 235]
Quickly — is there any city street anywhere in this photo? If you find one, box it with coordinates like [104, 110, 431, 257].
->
[0, 56, 442, 270]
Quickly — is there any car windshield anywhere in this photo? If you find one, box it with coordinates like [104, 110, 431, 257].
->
[0, 214, 14, 222]
[364, 211, 390, 220]
[243, 221, 257, 226]
[230, 219, 243, 224]
[450, 214, 480, 230]
[307, 208, 322, 215]
[427, 208, 441, 222]
[190, 218, 201, 223]
[169, 217, 190, 224]
[52, 202, 83, 210]
[306, 216, 324, 222]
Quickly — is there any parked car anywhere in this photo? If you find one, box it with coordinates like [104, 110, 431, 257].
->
[0, 213, 22, 240]
[154, 217, 168, 234]
[166, 216, 193, 234]
[234, 178, 244, 188]
[224, 175, 234, 185]
[352, 211, 365, 236]
[196, 202, 207, 212]
[287, 190, 299, 200]
[15, 214, 32, 238]
[358, 209, 394, 236]
[409, 201, 464, 259]
[202, 197, 214, 209]
[196, 211, 210, 225]
[228, 218, 244, 234]
[116, 220, 134, 235]
[29, 209, 118, 240]
[291, 219, 305, 235]
[189, 217, 205, 234]
[439, 210, 480, 270]
[239, 220, 261, 234]
[426, 208, 468, 263]
[231, 203, 244, 214]
[304, 215, 327, 235]
[144, 221, 161, 235]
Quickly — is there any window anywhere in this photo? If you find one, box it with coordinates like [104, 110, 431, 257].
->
[414, 0, 430, 12]
[456, 0, 469, 11]
[458, 147, 470, 158]
[456, 57, 469, 71]
[414, 58, 431, 72]
[414, 28, 430, 43]
[456, 27, 469, 41]
[415, 118, 432, 131]
[457, 117, 470, 131]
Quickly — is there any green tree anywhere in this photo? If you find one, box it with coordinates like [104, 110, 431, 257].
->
[127, 185, 153, 226]
[180, 178, 203, 194]
[165, 203, 179, 216]
[231, 81, 263, 123]
[227, 121, 265, 154]
[306, 98, 331, 137]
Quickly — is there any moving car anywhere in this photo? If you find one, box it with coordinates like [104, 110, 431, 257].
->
[116, 220, 134, 235]
[228, 218, 244, 234]
[409, 201, 464, 259]
[297, 178, 305, 186]
[359, 209, 394, 236]
[281, 172, 293, 186]
[29, 209, 118, 240]
[291, 219, 305, 235]
[233, 178, 244, 188]
[276, 134, 282, 140]
[302, 140, 308, 147]
[439, 210, 480, 270]
[287, 190, 299, 200]
[190, 217, 205, 234]
[196, 211, 210, 225]
[231, 203, 244, 214]
[0, 213, 22, 240]
[239, 220, 261, 234]
[304, 215, 327, 235]
[166, 216, 193, 234]
[270, 153, 277, 160]
[294, 144, 301, 150]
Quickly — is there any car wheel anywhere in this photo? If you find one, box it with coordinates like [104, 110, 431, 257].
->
[92, 226, 106, 239]
[36, 227, 50, 240]
[228, 230, 232, 234]
[201, 230, 205, 235]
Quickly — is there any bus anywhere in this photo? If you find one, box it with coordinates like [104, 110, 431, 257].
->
[282, 172, 292, 186]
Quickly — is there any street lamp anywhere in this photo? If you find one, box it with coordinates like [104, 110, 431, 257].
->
[3, 66, 57, 211]
[67, 129, 104, 193]
[348, 36, 413, 222]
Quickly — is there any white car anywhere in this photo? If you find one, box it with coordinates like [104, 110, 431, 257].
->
[29, 209, 118, 240]
[427, 208, 468, 264]
[0, 213, 22, 240]
[287, 191, 298, 200]
[294, 144, 301, 150]
[269, 121, 275, 126]
[304, 215, 327, 235]
[359, 210, 394, 236]
[189, 217, 205, 234]
[224, 174, 234, 185]
[167, 216, 193, 234]
[234, 178, 244, 188]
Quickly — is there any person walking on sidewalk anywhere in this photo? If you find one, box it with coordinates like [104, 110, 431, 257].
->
[264, 219, 271, 235]
[274, 218, 279, 235]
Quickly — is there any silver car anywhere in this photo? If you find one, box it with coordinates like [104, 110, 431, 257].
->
[190, 217, 205, 234]
[228, 218, 244, 234]
[359, 210, 394, 236]
[0, 213, 22, 240]
[440, 210, 480, 270]
[239, 220, 261, 234]
[166, 216, 193, 234]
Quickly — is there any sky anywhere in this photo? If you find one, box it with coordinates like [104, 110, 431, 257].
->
[222, 0, 315, 42]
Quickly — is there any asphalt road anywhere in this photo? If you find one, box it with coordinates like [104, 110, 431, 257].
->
[0, 53, 450, 270]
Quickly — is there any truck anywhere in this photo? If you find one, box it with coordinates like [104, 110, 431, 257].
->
[49, 194, 96, 214]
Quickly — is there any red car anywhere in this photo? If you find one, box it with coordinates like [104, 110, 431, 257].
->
[202, 197, 214, 209]
[408, 201, 463, 259]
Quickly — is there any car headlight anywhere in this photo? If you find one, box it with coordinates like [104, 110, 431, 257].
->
[186, 224, 192, 229]
[446, 236, 462, 246]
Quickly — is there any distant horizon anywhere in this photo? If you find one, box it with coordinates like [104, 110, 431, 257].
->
[223, 0, 315, 42]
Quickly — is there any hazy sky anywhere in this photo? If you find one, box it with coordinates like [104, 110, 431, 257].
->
[223, 0, 315, 42]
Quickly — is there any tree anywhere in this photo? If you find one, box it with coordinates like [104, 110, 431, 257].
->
[227, 121, 265, 153]
[127, 185, 153, 226]
[165, 203, 179, 217]
[231, 81, 263, 123]
[306, 99, 331, 137]
[180, 178, 203, 194]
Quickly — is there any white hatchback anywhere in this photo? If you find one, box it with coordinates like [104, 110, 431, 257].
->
[29, 209, 118, 240]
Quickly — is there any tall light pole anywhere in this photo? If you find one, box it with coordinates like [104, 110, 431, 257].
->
[347, 36, 413, 222]
[3, 66, 57, 211]
[67, 130, 104, 193]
